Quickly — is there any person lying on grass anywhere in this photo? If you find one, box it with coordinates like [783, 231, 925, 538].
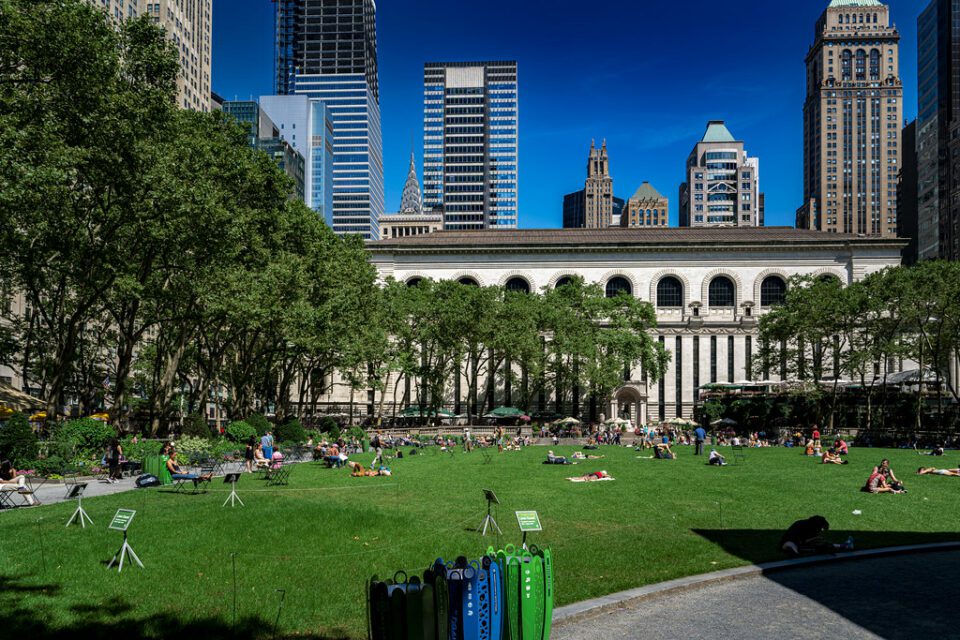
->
[873, 459, 904, 491]
[347, 460, 391, 477]
[917, 467, 960, 477]
[821, 450, 848, 465]
[571, 451, 604, 460]
[864, 469, 904, 493]
[780, 516, 853, 556]
[545, 450, 572, 465]
[708, 449, 727, 466]
[165, 452, 213, 485]
[566, 470, 612, 482]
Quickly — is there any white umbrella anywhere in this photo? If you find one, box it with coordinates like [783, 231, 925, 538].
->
[552, 416, 581, 425]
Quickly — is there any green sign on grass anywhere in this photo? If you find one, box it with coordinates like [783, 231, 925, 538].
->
[515, 510, 542, 532]
[109, 509, 136, 532]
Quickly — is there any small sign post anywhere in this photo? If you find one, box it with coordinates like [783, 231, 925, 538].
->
[107, 509, 143, 572]
[515, 510, 542, 549]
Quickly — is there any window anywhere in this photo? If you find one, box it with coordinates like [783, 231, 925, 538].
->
[555, 275, 575, 289]
[406, 277, 423, 288]
[505, 277, 530, 294]
[708, 276, 735, 307]
[760, 276, 787, 306]
[457, 276, 479, 286]
[656, 277, 684, 307]
[605, 276, 632, 299]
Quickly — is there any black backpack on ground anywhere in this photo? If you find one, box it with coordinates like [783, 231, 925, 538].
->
[135, 474, 160, 488]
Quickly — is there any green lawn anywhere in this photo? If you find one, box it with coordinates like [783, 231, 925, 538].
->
[1, 445, 959, 639]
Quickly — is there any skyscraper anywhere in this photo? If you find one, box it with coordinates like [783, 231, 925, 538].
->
[378, 152, 444, 239]
[85, 0, 213, 112]
[423, 61, 519, 230]
[914, 0, 960, 261]
[562, 141, 623, 228]
[679, 121, 762, 227]
[273, 0, 383, 239]
[797, 0, 902, 236]
[621, 182, 669, 228]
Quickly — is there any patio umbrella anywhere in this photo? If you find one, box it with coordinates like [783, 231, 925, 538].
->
[711, 417, 738, 427]
[0, 382, 46, 412]
[552, 416, 581, 426]
[487, 406, 524, 417]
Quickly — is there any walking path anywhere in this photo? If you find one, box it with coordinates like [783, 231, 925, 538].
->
[553, 549, 960, 640]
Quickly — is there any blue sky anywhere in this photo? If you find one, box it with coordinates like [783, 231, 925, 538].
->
[212, 0, 920, 229]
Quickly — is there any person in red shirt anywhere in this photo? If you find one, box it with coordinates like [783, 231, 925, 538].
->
[812, 426, 821, 442]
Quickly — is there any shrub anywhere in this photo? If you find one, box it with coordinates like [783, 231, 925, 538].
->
[318, 416, 339, 434]
[327, 425, 341, 443]
[0, 412, 39, 467]
[28, 455, 66, 476]
[348, 426, 366, 442]
[172, 435, 212, 462]
[182, 414, 213, 440]
[52, 418, 115, 458]
[245, 413, 271, 437]
[275, 418, 307, 443]
[225, 420, 256, 443]
[120, 436, 162, 462]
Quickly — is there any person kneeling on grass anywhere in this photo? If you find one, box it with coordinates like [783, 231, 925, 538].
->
[780, 516, 853, 556]
[822, 450, 848, 465]
[917, 467, 960, 477]
[864, 469, 903, 493]
[708, 449, 727, 466]
[165, 452, 213, 486]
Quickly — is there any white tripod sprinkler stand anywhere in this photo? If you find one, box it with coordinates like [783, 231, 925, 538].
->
[65, 483, 94, 528]
[477, 488, 502, 536]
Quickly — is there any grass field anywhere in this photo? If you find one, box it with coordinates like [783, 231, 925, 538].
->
[1, 444, 959, 639]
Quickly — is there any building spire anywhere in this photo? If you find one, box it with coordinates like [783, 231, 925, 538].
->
[400, 147, 422, 214]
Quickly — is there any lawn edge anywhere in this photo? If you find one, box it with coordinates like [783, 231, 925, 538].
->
[551, 541, 960, 628]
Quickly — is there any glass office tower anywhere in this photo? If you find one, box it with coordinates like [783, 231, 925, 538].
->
[423, 61, 519, 230]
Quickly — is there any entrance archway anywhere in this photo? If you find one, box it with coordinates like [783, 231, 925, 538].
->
[613, 384, 647, 427]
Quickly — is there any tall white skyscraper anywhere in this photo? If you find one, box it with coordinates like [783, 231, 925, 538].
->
[423, 61, 519, 230]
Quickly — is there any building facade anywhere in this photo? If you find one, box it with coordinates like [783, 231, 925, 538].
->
[423, 61, 519, 230]
[563, 141, 619, 228]
[86, 0, 213, 112]
[913, 0, 960, 261]
[797, 0, 902, 236]
[679, 121, 762, 228]
[621, 182, 669, 227]
[898, 120, 920, 264]
[258, 95, 335, 226]
[342, 227, 904, 423]
[273, 0, 383, 239]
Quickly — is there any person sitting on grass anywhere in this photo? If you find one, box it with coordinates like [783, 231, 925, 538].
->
[864, 469, 903, 493]
[873, 459, 904, 490]
[0, 460, 37, 505]
[780, 515, 853, 556]
[822, 450, 848, 465]
[545, 450, 572, 465]
[708, 449, 727, 466]
[804, 440, 815, 456]
[165, 451, 213, 486]
[917, 467, 960, 477]
[567, 470, 612, 482]
[654, 442, 676, 460]
[833, 438, 849, 456]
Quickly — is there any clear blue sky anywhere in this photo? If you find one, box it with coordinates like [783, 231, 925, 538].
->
[212, 0, 920, 229]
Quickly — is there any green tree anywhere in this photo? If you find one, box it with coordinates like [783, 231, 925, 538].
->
[0, 412, 37, 466]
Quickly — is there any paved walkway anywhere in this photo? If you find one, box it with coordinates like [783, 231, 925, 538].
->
[553, 550, 960, 640]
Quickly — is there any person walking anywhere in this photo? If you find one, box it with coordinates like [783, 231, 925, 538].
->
[244, 436, 255, 473]
[261, 430, 274, 460]
[105, 438, 123, 483]
[693, 424, 707, 456]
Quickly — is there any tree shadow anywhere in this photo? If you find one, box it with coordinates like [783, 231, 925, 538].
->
[0, 572, 351, 640]
[693, 529, 960, 639]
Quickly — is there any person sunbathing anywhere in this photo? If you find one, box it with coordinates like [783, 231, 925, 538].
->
[571, 451, 604, 460]
[545, 450, 572, 465]
[917, 467, 960, 477]
[822, 450, 847, 465]
[165, 452, 213, 485]
[567, 470, 612, 482]
[347, 460, 390, 477]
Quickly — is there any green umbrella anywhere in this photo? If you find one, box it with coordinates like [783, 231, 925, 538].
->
[486, 406, 524, 418]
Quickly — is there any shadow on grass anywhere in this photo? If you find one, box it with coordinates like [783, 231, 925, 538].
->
[693, 529, 960, 640]
[0, 574, 351, 640]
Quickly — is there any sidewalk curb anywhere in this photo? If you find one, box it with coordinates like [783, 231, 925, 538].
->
[552, 541, 960, 628]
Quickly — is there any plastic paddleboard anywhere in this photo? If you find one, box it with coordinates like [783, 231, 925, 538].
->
[542, 548, 554, 640]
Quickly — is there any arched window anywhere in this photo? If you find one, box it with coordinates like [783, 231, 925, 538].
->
[817, 273, 842, 284]
[406, 277, 423, 288]
[505, 277, 530, 294]
[760, 276, 787, 307]
[605, 276, 632, 299]
[841, 50, 852, 80]
[869, 48, 880, 80]
[457, 276, 479, 287]
[855, 49, 866, 80]
[708, 276, 736, 308]
[555, 275, 576, 289]
[656, 276, 684, 308]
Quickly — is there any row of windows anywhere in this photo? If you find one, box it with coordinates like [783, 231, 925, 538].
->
[406, 275, 791, 307]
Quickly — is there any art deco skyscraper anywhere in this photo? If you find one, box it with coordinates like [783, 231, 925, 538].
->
[583, 140, 614, 228]
[797, 0, 902, 236]
[86, 0, 213, 112]
[273, 0, 383, 239]
[423, 61, 519, 230]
